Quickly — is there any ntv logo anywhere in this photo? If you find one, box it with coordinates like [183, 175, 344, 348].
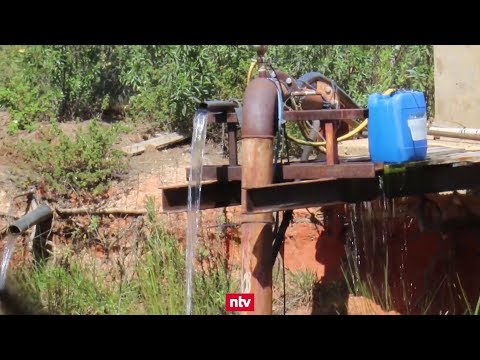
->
[225, 293, 254, 312]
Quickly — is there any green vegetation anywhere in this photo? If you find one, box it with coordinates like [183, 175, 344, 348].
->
[342, 249, 394, 312]
[0, 45, 434, 134]
[16, 118, 126, 195]
[456, 274, 480, 315]
[9, 198, 235, 315]
[0, 45, 441, 315]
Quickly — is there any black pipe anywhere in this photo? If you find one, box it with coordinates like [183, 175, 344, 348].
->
[8, 205, 53, 234]
[200, 100, 238, 113]
[271, 210, 293, 266]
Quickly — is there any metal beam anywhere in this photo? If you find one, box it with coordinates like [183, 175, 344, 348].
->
[164, 163, 480, 214]
[161, 181, 241, 212]
[206, 109, 368, 124]
[283, 109, 368, 122]
[245, 163, 480, 213]
[245, 178, 379, 213]
[186, 162, 377, 182]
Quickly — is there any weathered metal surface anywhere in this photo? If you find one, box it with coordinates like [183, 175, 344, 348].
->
[201, 100, 238, 113]
[297, 95, 325, 110]
[188, 162, 377, 182]
[206, 109, 368, 125]
[227, 123, 238, 166]
[324, 121, 339, 165]
[240, 72, 276, 314]
[241, 78, 277, 139]
[161, 181, 241, 212]
[283, 109, 368, 122]
[244, 178, 379, 213]
[165, 160, 480, 213]
[244, 161, 480, 213]
[207, 112, 238, 124]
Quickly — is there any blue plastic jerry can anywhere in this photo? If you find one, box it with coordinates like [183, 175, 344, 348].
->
[367, 90, 427, 163]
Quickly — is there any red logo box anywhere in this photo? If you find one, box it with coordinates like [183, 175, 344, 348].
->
[225, 293, 254, 312]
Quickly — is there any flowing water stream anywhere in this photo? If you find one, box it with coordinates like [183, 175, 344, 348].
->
[185, 108, 208, 315]
[0, 234, 18, 291]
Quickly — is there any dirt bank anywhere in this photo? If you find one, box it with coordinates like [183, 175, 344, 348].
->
[2, 115, 480, 315]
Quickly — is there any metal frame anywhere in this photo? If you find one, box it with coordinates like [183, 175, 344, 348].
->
[162, 105, 480, 213]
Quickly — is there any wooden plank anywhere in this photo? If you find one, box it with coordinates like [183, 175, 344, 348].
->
[122, 133, 187, 156]
[426, 146, 465, 158]
[339, 146, 466, 164]
[428, 151, 480, 165]
[404, 150, 480, 168]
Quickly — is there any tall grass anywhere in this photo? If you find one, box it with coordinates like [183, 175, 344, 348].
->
[8, 198, 235, 315]
[341, 248, 393, 313]
[341, 241, 479, 315]
[456, 274, 480, 315]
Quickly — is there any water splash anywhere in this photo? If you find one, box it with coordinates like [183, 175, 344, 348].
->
[347, 203, 361, 293]
[359, 202, 368, 273]
[399, 206, 411, 312]
[185, 108, 209, 315]
[365, 201, 376, 273]
[0, 234, 19, 291]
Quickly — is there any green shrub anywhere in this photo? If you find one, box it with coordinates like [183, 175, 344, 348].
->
[268, 45, 434, 114]
[17, 118, 126, 195]
[1, 45, 434, 134]
[0, 46, 59, 133]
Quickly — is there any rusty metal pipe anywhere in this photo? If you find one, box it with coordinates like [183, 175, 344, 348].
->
[241, 79, 276, 139]
[240, 78, 277, 315]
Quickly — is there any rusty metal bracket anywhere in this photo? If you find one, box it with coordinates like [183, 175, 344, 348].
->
[207, 112, 238, 124]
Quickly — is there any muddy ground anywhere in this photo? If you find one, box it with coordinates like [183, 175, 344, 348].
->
[2, 111, 480, 315]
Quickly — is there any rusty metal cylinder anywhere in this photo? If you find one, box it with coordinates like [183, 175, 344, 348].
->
[300, 95, 325, 110]
[240, 78, 277, 315]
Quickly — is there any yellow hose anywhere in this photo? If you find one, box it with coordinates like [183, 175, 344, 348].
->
[246, 61, 256, 85]
[286, 119, 368, 146]
[286, 88, 397, 146]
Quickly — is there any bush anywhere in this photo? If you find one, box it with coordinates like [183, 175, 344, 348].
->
[0, 45, 434, 134]
[268, 45, 434, 113]
[0, 46, 59, 133]
[17, 118, 126, 195]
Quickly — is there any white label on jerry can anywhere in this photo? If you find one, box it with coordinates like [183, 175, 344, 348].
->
[408, 114, 427, 141]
